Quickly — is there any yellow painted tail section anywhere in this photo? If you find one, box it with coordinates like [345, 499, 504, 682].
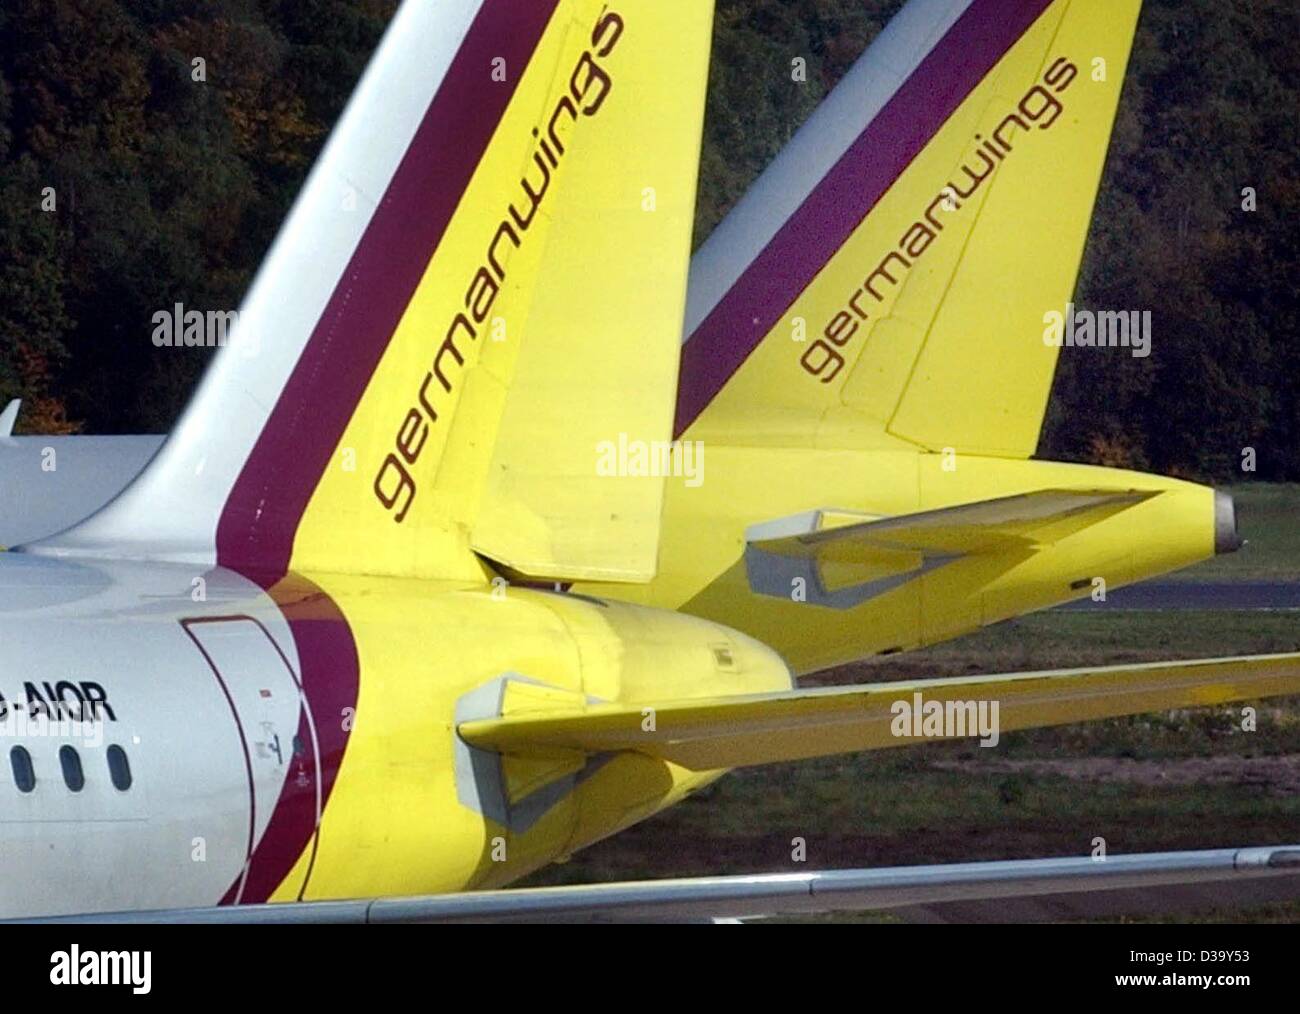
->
[292, 1, 713, 582]
[455, 3, 714, 582]
[684, 0, 1141, 458]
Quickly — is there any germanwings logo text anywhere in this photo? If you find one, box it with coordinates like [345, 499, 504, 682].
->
[800, 57, 1079, 384]
[373, 9, 624, 523]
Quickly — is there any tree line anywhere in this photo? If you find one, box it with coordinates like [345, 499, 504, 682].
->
[1, 0, 1295, 480]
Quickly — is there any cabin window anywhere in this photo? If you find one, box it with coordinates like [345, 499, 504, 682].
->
[107, 744, 132, 791]
[10, 746, 35, 793]
[59, 746, 85, 792]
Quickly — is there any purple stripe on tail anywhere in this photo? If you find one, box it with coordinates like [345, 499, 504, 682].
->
[674, 0, 1056, 436]
[216, 0, 561, 576]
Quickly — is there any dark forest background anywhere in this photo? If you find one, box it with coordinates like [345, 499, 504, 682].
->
[0, 0, 1296, 480]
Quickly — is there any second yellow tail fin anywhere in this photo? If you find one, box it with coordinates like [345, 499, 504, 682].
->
[679, 0, 1142, 457]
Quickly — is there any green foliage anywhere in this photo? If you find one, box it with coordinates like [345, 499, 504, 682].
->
[0, 0, 1293, 480]
[0, 0, 391, 432]
[0, 152, 71, 412]
[1042, 0, 1300, 481]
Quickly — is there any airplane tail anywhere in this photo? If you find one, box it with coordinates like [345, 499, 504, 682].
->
[32, 0, 714, 583]
[678, 0, 1142, 456]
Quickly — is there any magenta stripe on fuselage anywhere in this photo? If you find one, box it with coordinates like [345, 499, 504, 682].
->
[673, 0, 1055, 436]
[236, 580, 361, 905]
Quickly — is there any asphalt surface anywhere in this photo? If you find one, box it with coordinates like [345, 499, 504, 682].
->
[1060, 581, 1300, 611]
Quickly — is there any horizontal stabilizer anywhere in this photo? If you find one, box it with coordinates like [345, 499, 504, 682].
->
[744, 488, 1154, 607]
[0, 436, 164, 548]
[459, 653, 1300, 771]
